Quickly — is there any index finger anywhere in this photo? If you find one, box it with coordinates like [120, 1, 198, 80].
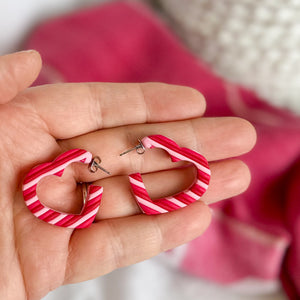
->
[0, 50, 42, 103]
[21, 82, 206, 139]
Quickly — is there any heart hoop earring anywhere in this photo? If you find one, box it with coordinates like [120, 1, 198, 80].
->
[22, 149, 110, 229]
[120, 135, 211, 215]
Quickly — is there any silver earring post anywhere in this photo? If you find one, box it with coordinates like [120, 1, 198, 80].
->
[89, 156, 110, 174]
[120, 139, 145, 156]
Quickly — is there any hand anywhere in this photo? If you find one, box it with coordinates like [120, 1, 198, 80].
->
[0, 51, 256, 300]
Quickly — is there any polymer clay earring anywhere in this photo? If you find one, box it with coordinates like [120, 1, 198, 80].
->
[120, 135, 210, 215]
[22, 149, 110, 229]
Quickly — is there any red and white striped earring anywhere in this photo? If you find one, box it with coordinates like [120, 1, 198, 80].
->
[120, 135, 210, 215]
[22, 149, 110, 229]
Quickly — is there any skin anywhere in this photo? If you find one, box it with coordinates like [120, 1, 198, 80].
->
[0, 51, 256, 300]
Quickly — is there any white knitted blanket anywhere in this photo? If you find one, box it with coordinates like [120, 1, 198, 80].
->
[158, 0, 300, 114]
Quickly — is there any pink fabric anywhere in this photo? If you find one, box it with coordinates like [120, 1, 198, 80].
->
[25, 2, 300, 298]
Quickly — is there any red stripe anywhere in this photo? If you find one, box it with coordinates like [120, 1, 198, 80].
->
[129, 173, 143, 182]
[24, 149, 87, 183]
[197, 170, 210, 184]
[59, 213, 93, 228]
[138, 203, 161, 215]
[152, 135, 209, 167]
[42, 210, 61, 222]
[56, 200, 99, 228]
[153, 198, 181, 211]
[24, 162, 51, 184]
[23, 185, 37, 198]
[30, 203, 45, 213]
[170, 148, 209, 168]
[173, 193, 196, 205]
[149, 136, 209, 168]
[27, 200, 41, 211]
[55, 214, 76, 227]
[149, 135, 179, 149]
[24, 150, 82, 183]
[88, 184, 102, 194]
[82, 199, 101, 215]
[190, 184, 205, 197]
[76, 216, 95, 228]
[85, 195, 102, 207]
[131, 184, 151, 201]
[182, 148, 209, 167]
[59, 216, 81, 228]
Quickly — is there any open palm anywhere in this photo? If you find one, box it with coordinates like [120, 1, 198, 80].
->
[0, 51, 256, 300]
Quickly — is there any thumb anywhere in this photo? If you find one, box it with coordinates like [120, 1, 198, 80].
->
[0, 50, 42, 104]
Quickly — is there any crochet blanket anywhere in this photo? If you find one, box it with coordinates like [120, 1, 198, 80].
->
[25, 2, 300, 299]
[159, 0, 300, 114]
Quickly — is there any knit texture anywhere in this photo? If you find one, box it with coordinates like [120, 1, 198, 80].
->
[159, 0, 300, 114]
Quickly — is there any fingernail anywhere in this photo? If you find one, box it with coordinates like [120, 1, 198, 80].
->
[18, 49, 37, 54]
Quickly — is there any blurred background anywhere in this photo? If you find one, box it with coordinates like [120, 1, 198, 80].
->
[1, 0, 300, 114]
[0, 0, 102, 55]
[1, 1, 299, 299]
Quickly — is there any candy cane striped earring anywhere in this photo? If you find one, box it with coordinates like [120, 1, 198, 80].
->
[120, 135, 210, 215]
[22, 149, 110, 229]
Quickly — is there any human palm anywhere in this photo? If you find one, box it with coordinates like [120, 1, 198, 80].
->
[0, 51, 256, 300]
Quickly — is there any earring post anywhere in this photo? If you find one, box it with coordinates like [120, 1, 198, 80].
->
[92, 161, 111, 175]
[89, 156, 111, 174]
[119, 146, 140, 156]
[120, 139, 145, 156]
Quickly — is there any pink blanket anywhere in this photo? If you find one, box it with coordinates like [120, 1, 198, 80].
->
[25, 2, 300, 299]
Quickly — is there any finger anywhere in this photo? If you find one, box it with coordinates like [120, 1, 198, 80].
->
[202, 159, 251, 204]
[64, 201, 211, 284]
[14, 189, 73, 300]
[35, 159, 250, 220]
[23, 82, 206, 139]
[60, 117, 256, 179]
[92, 159, 250, 219]
[0, 50, 42, 103]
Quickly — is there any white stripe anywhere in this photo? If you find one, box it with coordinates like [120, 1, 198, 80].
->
[165, 197, 187, 208]
[196, 180, 209, 190]
[136, 195, 168, 213]
[36, 187, 102, 225]
[129, 177, 146, 189]
[26, 185, 101, 209]
[48, 188, 103, 225]
[48, 213, 68, 225]
[184, 190, 200, 200]
[23, 152, 92, 190]
[149, 139, 211, 175]
[25, 195, 38, 205]
[34, 207, 50, 217]
[87, 187, 103, 200]
[68, 207, 100, 228]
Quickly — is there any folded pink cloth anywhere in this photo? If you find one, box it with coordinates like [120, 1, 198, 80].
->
[25, 2, 300, 298]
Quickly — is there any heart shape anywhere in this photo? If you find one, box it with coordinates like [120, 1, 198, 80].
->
[22, 149, 103, 228]
[129, 135, 210, 215]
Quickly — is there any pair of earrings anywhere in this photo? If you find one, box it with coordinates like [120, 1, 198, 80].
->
[22, 135, 210, 229]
